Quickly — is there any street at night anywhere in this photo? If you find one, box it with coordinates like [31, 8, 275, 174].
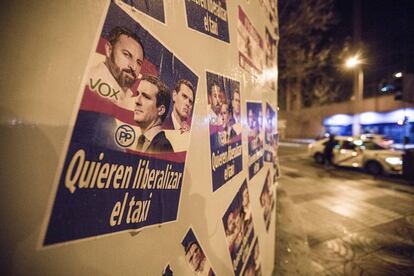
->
[275, 143, 414, 275]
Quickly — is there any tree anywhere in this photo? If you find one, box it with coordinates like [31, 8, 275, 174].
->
[278, 0, 346, 110]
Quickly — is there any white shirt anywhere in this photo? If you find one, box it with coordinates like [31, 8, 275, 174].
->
[208, 105, 222, 125]
[172, 112, 182, 130]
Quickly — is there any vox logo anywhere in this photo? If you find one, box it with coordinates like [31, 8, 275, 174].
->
[89, 78, 121, 100]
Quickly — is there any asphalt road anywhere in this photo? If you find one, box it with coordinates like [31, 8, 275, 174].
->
[274, 143, 414, 275]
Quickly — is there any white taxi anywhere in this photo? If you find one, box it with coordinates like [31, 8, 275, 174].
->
[308, 136, 403, 175]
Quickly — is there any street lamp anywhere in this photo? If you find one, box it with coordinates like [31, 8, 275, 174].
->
[345, 55, 364, 136]
[394, 72, 403, 78]
[345, 56, 361, 68]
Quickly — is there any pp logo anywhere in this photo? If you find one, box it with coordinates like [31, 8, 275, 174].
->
[115, 125, 135, 147]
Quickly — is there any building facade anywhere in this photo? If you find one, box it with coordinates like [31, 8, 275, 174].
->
[279, 95, 414, 143]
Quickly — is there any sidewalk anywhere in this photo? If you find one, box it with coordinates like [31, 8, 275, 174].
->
[274, 178, 414, 276]
[274, 187, 318, 275]
[279, 138, 315, 147]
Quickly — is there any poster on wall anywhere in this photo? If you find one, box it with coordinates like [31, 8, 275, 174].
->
[237, 5, 264, 77]
[41, 2, 198, 247]
[207, 71, 243, 191]
[264, 103, 275, 163]
[181, 228, 216, 276]
[260, 170, 275, 231]
[222, 180, 255, 275]
[121, 0, 166, 23]
[246, 101, 264, 179]
[241, 238, 262, 276]
[184, 0, 230, 43]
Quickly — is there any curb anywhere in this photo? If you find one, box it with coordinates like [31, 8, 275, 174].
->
[280, 139, 315, 145]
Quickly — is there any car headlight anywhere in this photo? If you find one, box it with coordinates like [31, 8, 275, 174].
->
[385, 157, 402, 166]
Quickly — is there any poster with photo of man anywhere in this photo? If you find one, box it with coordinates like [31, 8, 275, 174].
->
[264, 103, 275, 163]
[222, 180, 255, 275]
[241, 238, 262, 276]
[41, 2, 198, 247]
[246, 101, 264, 179]
[260, 170, 275, 231]
[237, 5, 264, 77]
[207, 71, 243, 192]
[181, 228, 216, 276]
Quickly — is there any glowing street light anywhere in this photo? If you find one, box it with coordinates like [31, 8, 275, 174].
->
[345, 56, 361, 68]
[394, 72, 402, 78]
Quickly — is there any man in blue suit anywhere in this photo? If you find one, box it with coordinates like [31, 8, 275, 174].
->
[133, 75, 174, 153]
[163, 79, 195, 132]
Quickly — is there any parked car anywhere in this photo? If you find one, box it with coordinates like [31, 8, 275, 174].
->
[308, 136, 403, 175]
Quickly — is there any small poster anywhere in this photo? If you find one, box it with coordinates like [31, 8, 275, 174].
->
[207, 71, 243, 191]
[181, 228, 216, 276]
[246, 101, 264, 179]
[121, 0, 166, 23]
[185, 0, 230, 42]
[260, 170, 275, 231]
[237, 5, 264, 77]
[241, 238, 262, 276]
[41, 2, 198, 246]
[264, 103, 275, 163]
[222, 180, 255, 275]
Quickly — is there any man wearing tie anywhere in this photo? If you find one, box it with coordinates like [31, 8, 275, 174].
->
[162, 79, 195, 133]
[133, 75, 173, 153]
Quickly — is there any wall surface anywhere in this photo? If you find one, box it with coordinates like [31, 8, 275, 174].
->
[0, 1, 278, 275]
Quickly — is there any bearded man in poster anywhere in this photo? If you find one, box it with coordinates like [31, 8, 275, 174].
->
[88, 26, 144, 110]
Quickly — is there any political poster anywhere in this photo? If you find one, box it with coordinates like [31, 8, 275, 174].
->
[121, 0, 166, 23]
[222, 180, 255, 275]
[41, 2, 198, 246]
[207, 71, 243, 191]
[181, 228, 216, 276]
[241, 238, 262, 276]
[184, 0, 230, 43]
[264, 103, 275, 163]
[260, 170, 275, 231]
[246, 101, 264, 179]
[237, 5, 264, 77]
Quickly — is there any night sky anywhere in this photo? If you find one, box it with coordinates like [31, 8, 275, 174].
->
[334, 0, 414, 97]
